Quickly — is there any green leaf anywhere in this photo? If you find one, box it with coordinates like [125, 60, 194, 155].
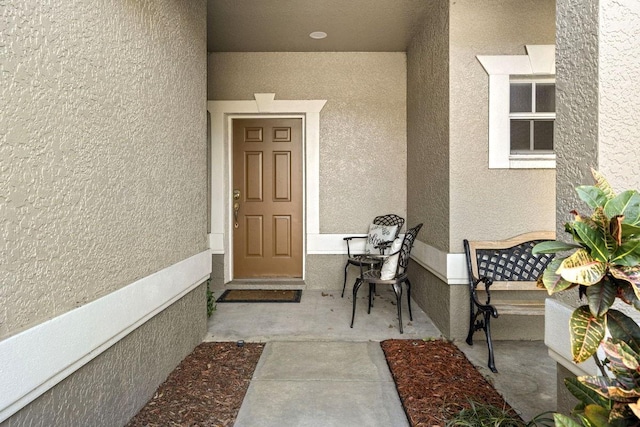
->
[605, 190, 640, 226]
[586, 279, 617, 317]
[571, 306, 606, 363]
[621, 223, 640, 238]
[565, 376, 612, 408]
[583, 404, 612, 427]
[611, 239, 640, 266]
[533, 240, 581, 254]
[553, 413, 583, 427]
[559, 249, 607, 286]
[573, 222, 610, 262]
[542, 257, 575, 294]
[607, 310, 640, 355]
[577, 185, 608, 209]
[592, 169, 616, 200]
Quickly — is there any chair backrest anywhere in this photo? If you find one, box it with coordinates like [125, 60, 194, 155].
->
[373, 214, 405, 238]
[396, 223, 423, 276]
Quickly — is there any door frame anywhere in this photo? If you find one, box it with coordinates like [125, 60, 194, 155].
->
[207, 94, 327, 283]
[230, 116, 304, 279]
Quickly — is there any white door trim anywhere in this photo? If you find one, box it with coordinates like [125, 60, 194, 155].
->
[207, 94, 327, 282]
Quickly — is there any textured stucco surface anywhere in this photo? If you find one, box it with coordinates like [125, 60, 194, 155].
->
[406, 0, 450, 252]
[208, 52, 407, 233]
[554, 0, 600, 309]
[1, 0, 208, 338]
[3, 284, 207, 427]
[448, 0, 556, 252]
[598, 0, 640, 191]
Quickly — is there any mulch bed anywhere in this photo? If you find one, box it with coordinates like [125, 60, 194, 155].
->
[126, 342, 264, 427]
[381, 339, 518, 426]
[126, 339, 514, 426]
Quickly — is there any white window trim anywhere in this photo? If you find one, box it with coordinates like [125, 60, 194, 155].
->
[477, 45, 556, 169]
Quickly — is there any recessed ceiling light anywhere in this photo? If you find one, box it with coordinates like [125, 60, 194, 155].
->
[309, 31, 327, 40]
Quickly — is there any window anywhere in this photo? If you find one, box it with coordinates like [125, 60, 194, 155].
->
[477, 45, 556, 169]
[509, 77, 555, 156]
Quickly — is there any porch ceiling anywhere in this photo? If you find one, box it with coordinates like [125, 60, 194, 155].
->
[207, 0, 431, 52]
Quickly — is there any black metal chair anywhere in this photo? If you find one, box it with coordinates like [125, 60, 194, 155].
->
[342, 214, 405, 298]
[350, 223, 423, 333]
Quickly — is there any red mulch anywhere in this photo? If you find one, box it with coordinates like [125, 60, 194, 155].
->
[126, 340, 514, 426]
[126, 342, 264, 427]
[381, 339, 517, 426]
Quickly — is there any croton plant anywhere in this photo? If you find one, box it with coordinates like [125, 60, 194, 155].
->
[532, 170, 640, 427]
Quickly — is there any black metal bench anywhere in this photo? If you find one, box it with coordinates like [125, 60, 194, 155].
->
[464, 232, 555, 372]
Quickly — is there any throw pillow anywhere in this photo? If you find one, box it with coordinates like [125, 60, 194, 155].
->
[364, 223, 399, 254]
[380, 237, 403, 280]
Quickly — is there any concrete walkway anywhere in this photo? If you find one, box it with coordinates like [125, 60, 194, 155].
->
[205, 287, 556, 424]
[233, 341, 408, 427]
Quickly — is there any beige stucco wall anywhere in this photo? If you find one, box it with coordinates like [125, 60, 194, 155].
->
[2, 0, 208, 339]
[4, 285, 206, 427]
[407, 0, 556, 340]
[2, 0, 208, 424]
[449, 0, 556, 251]
[208, 52, 407, 234]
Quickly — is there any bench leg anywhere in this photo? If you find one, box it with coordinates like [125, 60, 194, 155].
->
[466, 298, 476, 346]
[405, 278, 413, 321]
[482, 311, 498, 373]
[392, 283, 403, 334]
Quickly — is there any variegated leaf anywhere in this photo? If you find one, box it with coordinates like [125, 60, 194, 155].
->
[592, 169, 616, 200]
[559, 249, 607, 286]
[571, 306, 606, 363]
[574, 221, 610, 262]
[616, 281, 640, 311]
[565, 376, 612, 408]
[629, 398, 640, 419]
[542, 257, 575, 294]
[586, 279, 617, 317]
[610, 265, 640, 300]
[607, 309, 640, 354]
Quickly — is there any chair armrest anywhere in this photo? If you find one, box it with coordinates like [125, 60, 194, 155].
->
[344, 235, 367, 257]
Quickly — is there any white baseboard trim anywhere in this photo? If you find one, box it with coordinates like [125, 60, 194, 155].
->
[211, 232, 468, 285]
[0, 250, 211, 423]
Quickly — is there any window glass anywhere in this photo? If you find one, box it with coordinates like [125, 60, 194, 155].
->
[510, 120, 531, 152]
[534, 121, 554, 150]
[510, 83, 532, 113]
[535, 84, 555, 113]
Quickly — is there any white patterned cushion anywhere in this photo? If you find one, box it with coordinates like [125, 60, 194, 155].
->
[380, 237, 403, 280]
[364, 223, 398, 254]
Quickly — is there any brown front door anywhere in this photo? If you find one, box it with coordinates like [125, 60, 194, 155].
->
[232, 118, 303, 278]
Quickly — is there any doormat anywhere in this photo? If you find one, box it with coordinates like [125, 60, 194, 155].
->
[216, 289, 302, 303]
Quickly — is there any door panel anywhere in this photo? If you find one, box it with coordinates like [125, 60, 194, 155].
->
[233, 118, 303, 278]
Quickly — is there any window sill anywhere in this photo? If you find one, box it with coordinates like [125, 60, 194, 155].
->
[508, 155, 556, 169]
